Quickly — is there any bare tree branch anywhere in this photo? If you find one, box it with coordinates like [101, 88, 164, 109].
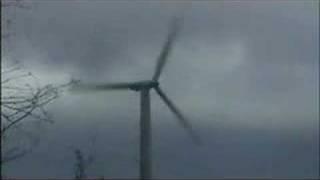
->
[1, 0, 74, 168]
[1, 65, 71, 165]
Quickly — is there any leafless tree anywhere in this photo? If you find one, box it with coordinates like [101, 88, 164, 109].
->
[71, 131, 98, 179]
[1, 62, 73, 165]
[1, 0, 72, 166]
[73, 148, 95, 180]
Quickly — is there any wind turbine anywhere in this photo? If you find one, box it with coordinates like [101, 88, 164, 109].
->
[70, 18, 201, 179]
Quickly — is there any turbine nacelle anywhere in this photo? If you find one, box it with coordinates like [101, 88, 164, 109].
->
[129, 80, 159, 91]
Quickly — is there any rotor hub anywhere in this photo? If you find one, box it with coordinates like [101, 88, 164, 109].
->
[129, 80, 159, 91]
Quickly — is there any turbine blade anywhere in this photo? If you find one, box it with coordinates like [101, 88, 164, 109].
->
[154, 86, 201, 145]
[152, 18, 181, 81]
[70, 82, 134, 92]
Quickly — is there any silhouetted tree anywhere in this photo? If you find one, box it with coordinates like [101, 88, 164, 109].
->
[73, 148, 94, 180]
[1, 0, 72, 166]
[1, 63, 61, 164]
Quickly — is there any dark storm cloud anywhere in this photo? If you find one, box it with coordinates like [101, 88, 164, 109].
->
[6, 1, 185, 77]
[2, 0, 318, 178]
[6, 1, 318, 86]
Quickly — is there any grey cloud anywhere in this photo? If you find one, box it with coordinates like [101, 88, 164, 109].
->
[2, 0, 318, 179]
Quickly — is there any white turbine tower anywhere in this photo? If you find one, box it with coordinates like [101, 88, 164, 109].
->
[71, 18, 201, 179]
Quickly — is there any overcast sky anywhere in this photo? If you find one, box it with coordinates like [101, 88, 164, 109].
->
[2, 0, 319, 179]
